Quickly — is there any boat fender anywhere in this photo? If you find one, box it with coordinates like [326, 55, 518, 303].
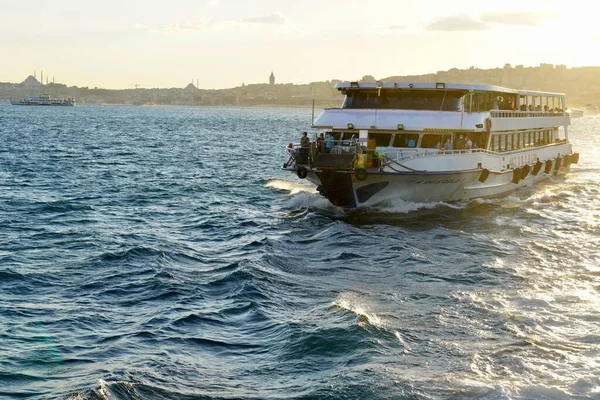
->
[478, 169, 490, 183]
[572, 153, 580, 164]
[512, 168, 522, 184]
[521, 164, 531, 180]
[355, 168, 368, 181]
[544, 160, 553, 174]
[532, 161, 543, 176]
[486, 118, 492, 132]
[564, 154, 571, 168]
[297, 167, 308, 179]
[554, 157, 563, 172]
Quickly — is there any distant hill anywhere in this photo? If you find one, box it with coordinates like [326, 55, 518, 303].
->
[2, 64, 599, 107]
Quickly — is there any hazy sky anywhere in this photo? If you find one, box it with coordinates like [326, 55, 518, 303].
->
[1, 0, 599, 89]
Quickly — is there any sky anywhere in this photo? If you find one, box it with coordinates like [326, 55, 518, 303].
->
[1, 0, 599, 90]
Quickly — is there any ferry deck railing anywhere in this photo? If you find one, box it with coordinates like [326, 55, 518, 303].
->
[285, 138, 569, 171]
[490, 110, 566, 118]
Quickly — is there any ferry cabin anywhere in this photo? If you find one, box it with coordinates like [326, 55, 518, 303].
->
[310, 82, 570, 172]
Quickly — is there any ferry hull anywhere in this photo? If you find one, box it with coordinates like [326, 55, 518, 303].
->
[296, 161, 569, 209]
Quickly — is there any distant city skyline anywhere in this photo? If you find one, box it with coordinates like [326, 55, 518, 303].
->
[1, 0, 599, 90]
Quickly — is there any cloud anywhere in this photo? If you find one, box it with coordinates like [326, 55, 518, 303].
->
[481, 10, 558, 26]
[389, 25, 405, 31]
[137, 14, 292, 35]
[151, 19, 214, 33]
[241, 14, 286, 25]
[426, 15, 488, 31]
[207, 0, 220, 6]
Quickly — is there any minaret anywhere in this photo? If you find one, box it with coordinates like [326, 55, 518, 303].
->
[269, 71, 275, 85]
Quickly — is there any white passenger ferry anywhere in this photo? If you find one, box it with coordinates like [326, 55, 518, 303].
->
[11, 93, 75, 106]
[283, 82, 578, 209]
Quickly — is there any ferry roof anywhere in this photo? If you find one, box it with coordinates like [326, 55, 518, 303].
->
[334, 82, 565, 97]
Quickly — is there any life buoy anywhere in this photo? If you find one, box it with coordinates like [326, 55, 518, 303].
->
[296, 166, 308, 179]
[486, 118, 492, 132]
[355, 168, 368, 181]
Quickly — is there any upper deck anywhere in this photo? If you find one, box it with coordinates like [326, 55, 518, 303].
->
[312, 81, 569, 132]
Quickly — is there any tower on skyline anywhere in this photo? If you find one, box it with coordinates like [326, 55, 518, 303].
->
[269, 71, 275, 86]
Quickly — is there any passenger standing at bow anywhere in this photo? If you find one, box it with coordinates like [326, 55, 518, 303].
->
[299, 132, 310, 163]
[316, 133, 325, 153]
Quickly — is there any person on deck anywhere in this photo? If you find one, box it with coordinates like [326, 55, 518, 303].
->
[316, 133, 325, 153]
[444, 137, 453, 151]
[465, 136, 473, 152]
[325, 132, 334, 153]
[454, 134, 466, 151]
[299, 132, 310, 163]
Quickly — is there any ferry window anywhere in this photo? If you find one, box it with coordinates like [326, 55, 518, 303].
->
[422, 134, 442, 148]
[512, 133, 519, 149]
[472, 91, 511, 112]
[506, 134, 512, 150]
[369, 133, 392, 147]
[478, 132, 490, 150]
[382, 90, 465, 111]
[523, 132, 529, 147]
[344, 91, 380, 109]
[393, 133, 419, 148]
[492, 135, 499, 152]
[500, 134, 506, 152]
[518, 133, 524, 148]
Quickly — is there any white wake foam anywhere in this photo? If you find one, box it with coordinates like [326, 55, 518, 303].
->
[265, 178, 316, 195]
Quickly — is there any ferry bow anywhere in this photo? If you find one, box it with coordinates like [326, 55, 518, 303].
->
[283, 82, 578, 209]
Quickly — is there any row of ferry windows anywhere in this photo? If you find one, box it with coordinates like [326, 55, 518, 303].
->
[334, 129, 556, 151]
[341, 90, 564, 112]
[490, 129, 557, 152]
[341, 132, 466, 149]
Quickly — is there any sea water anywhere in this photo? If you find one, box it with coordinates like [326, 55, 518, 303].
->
[1, 104, 599, 399]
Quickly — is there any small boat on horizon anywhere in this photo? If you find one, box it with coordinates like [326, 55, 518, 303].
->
[11, 93, 75, 106]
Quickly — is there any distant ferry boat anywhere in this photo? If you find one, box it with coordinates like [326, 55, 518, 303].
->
[284, 82, 578, 209]
[11, 93, 75, 106]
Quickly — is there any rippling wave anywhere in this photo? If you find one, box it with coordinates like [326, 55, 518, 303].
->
[1, 106, 599, 399]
